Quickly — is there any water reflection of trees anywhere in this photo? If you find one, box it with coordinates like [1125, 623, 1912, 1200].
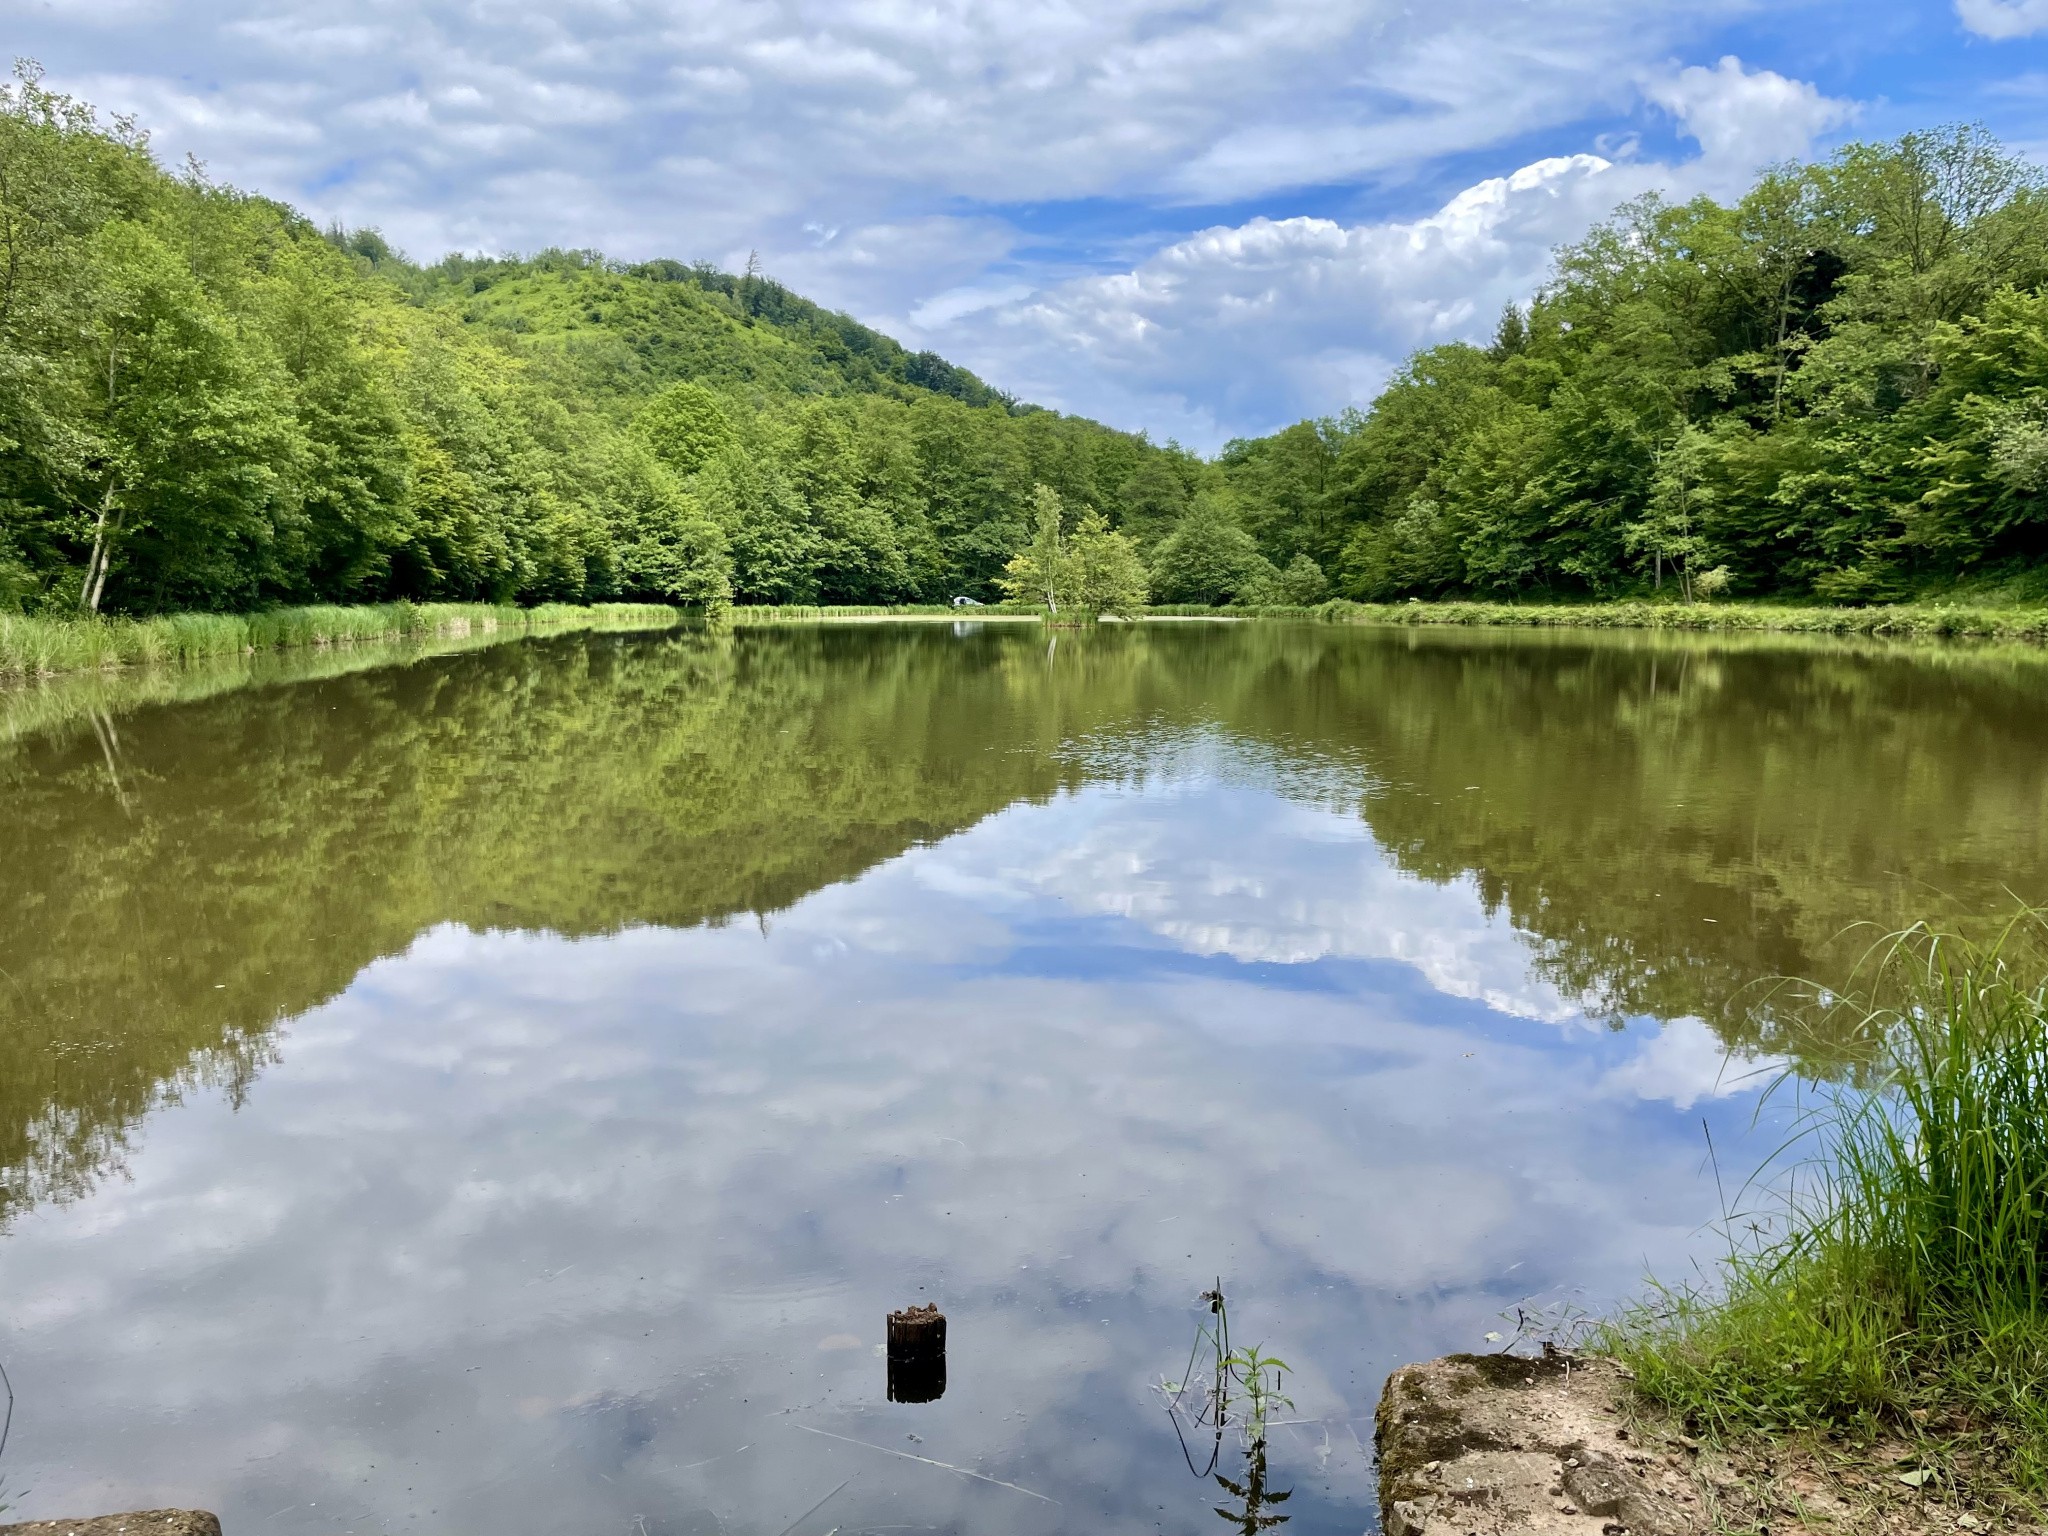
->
[7, 621, 2048, 1224]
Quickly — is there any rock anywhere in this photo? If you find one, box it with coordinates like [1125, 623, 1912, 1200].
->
[1376, 1354, 1692, 1535]
[0, 1513, 220, 1536]
[1564, 1453, 1665, 1525]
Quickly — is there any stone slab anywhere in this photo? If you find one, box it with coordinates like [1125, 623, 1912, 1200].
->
[0, 1512, 221, 1536]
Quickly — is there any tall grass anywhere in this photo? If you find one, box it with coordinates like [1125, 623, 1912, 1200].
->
[0, 602, 680, 678]
[1317, 597, 2048, 641]
[1605, 915, 2048, 1503]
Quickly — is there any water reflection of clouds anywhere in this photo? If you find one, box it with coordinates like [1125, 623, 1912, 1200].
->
[920, 777, 1581, 1024]
[0, 781, 1762, 1536]
[1600, 1016, 1785, 1111]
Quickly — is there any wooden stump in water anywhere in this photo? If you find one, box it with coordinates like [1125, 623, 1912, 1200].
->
[887, 1302, 946, 1403]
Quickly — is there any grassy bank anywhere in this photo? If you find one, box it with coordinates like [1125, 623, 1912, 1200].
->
[1602, 917, 2048, 1512]
[724, 604, 1034, 624]
[0, 602, 682, 678]
[1316, 597, 2048, 640]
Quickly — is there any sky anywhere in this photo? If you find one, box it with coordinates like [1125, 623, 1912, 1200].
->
[15, 0, 2048, 449]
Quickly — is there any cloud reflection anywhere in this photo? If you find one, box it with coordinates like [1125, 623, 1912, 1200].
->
[0, 779, 1763, 1535]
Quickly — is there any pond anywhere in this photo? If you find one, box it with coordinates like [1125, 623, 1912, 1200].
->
[3, 619, 2047, 1536]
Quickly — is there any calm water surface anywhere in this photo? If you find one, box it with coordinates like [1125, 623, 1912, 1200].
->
[4, 621, 2048, 1535]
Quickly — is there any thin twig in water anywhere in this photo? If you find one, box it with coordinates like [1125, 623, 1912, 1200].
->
[774, 1476, 852, 1536]
[678, 1444, 752, 1472]
[790, 1425, 1058, 1505]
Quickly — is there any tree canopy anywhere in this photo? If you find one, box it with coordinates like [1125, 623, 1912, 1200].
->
[0, 65, 1183, 616]
[1214, 125, 2048, 605]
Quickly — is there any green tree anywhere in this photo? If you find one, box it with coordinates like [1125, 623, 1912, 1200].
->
[999, 483, 1067, 612]
[635, 381, 739, 475]
[1237, 552, 1330, 607]
[1625, 425, 1721, 601]
[1147, 493, 1266, 605]
[1065, 506, 1149, 615]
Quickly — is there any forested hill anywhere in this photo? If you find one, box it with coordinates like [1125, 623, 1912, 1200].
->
[378, 242, 1018, 411]
[1210, 126, 2048, 607]
[0, 66, 1194, 616]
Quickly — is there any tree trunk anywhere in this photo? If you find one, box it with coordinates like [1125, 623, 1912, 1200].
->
[81, 480, 119, 614]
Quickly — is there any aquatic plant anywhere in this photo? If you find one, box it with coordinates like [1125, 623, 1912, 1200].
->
[1605, 913, 2048, 1505]
[1158, 1286, 1295, 1530]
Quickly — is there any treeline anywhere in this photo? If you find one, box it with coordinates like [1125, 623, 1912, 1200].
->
[0, 65, 1194, 617]
[1214, 125, 2048, 604]
[14, 59, 2047, 618]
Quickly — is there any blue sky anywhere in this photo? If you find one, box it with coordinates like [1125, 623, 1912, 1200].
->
[16, 0, 2048, 448]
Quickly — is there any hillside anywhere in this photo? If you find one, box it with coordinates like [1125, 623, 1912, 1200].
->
[0, 66, 1193, 616]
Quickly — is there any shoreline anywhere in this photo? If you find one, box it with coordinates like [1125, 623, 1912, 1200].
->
[1310, 597, 2048, 642]
[0, 602, 684, 681]
[12, 594, 2048, 687]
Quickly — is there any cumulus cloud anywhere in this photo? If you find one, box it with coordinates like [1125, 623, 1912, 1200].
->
[1957, 0, 2048, 38]
[922, 154, 1646, 443]
[1643, 55, 1858, 186]
[945, 769, 1584, 1022]
[916, 58, 1854, 446]
[21, 4, 1750, 354]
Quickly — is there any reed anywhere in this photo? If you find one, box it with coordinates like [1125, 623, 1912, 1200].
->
[1315, 597, 2048, 641]
[0, 603, 681, 678]
[1604, 915, 2048, 1504]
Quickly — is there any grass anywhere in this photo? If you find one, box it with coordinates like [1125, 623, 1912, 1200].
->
[1315, 597, 2048, 641]
[726, 603, 992, 623]
[1602, 915, 2048, 1511]
[0, 602, 682, 678]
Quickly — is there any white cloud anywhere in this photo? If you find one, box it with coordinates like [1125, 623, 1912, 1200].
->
[1957, 0, 2048, 38]
[942, 768, 1586, 1022]
[916, 59, 1855, 447]
[20, 4, 1746, 317]
[926, 153, 1644, 445]
[1643, 55, 1857, 185]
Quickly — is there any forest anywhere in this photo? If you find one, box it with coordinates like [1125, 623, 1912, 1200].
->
[1219, 124, 2048, 605]
[0, 65, 1187, 617]
[7, 56, 2048, 616]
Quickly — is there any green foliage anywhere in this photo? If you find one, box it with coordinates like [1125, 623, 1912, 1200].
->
[998, 484, 1151, 616]
[1605, 917, 2048, 1506]
[1066, 506, 1150, 616]
[0, 67, 1180, 617]
[1225, 126, 2048, 602]
[1148, 492, 1266, 604]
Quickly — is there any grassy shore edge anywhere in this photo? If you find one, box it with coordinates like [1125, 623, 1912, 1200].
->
[721, 598, 2048, 642]
[1596, 918, 2048, 1518]
[0, 601, 684, 679]
[1311, 597, 2048, 641]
